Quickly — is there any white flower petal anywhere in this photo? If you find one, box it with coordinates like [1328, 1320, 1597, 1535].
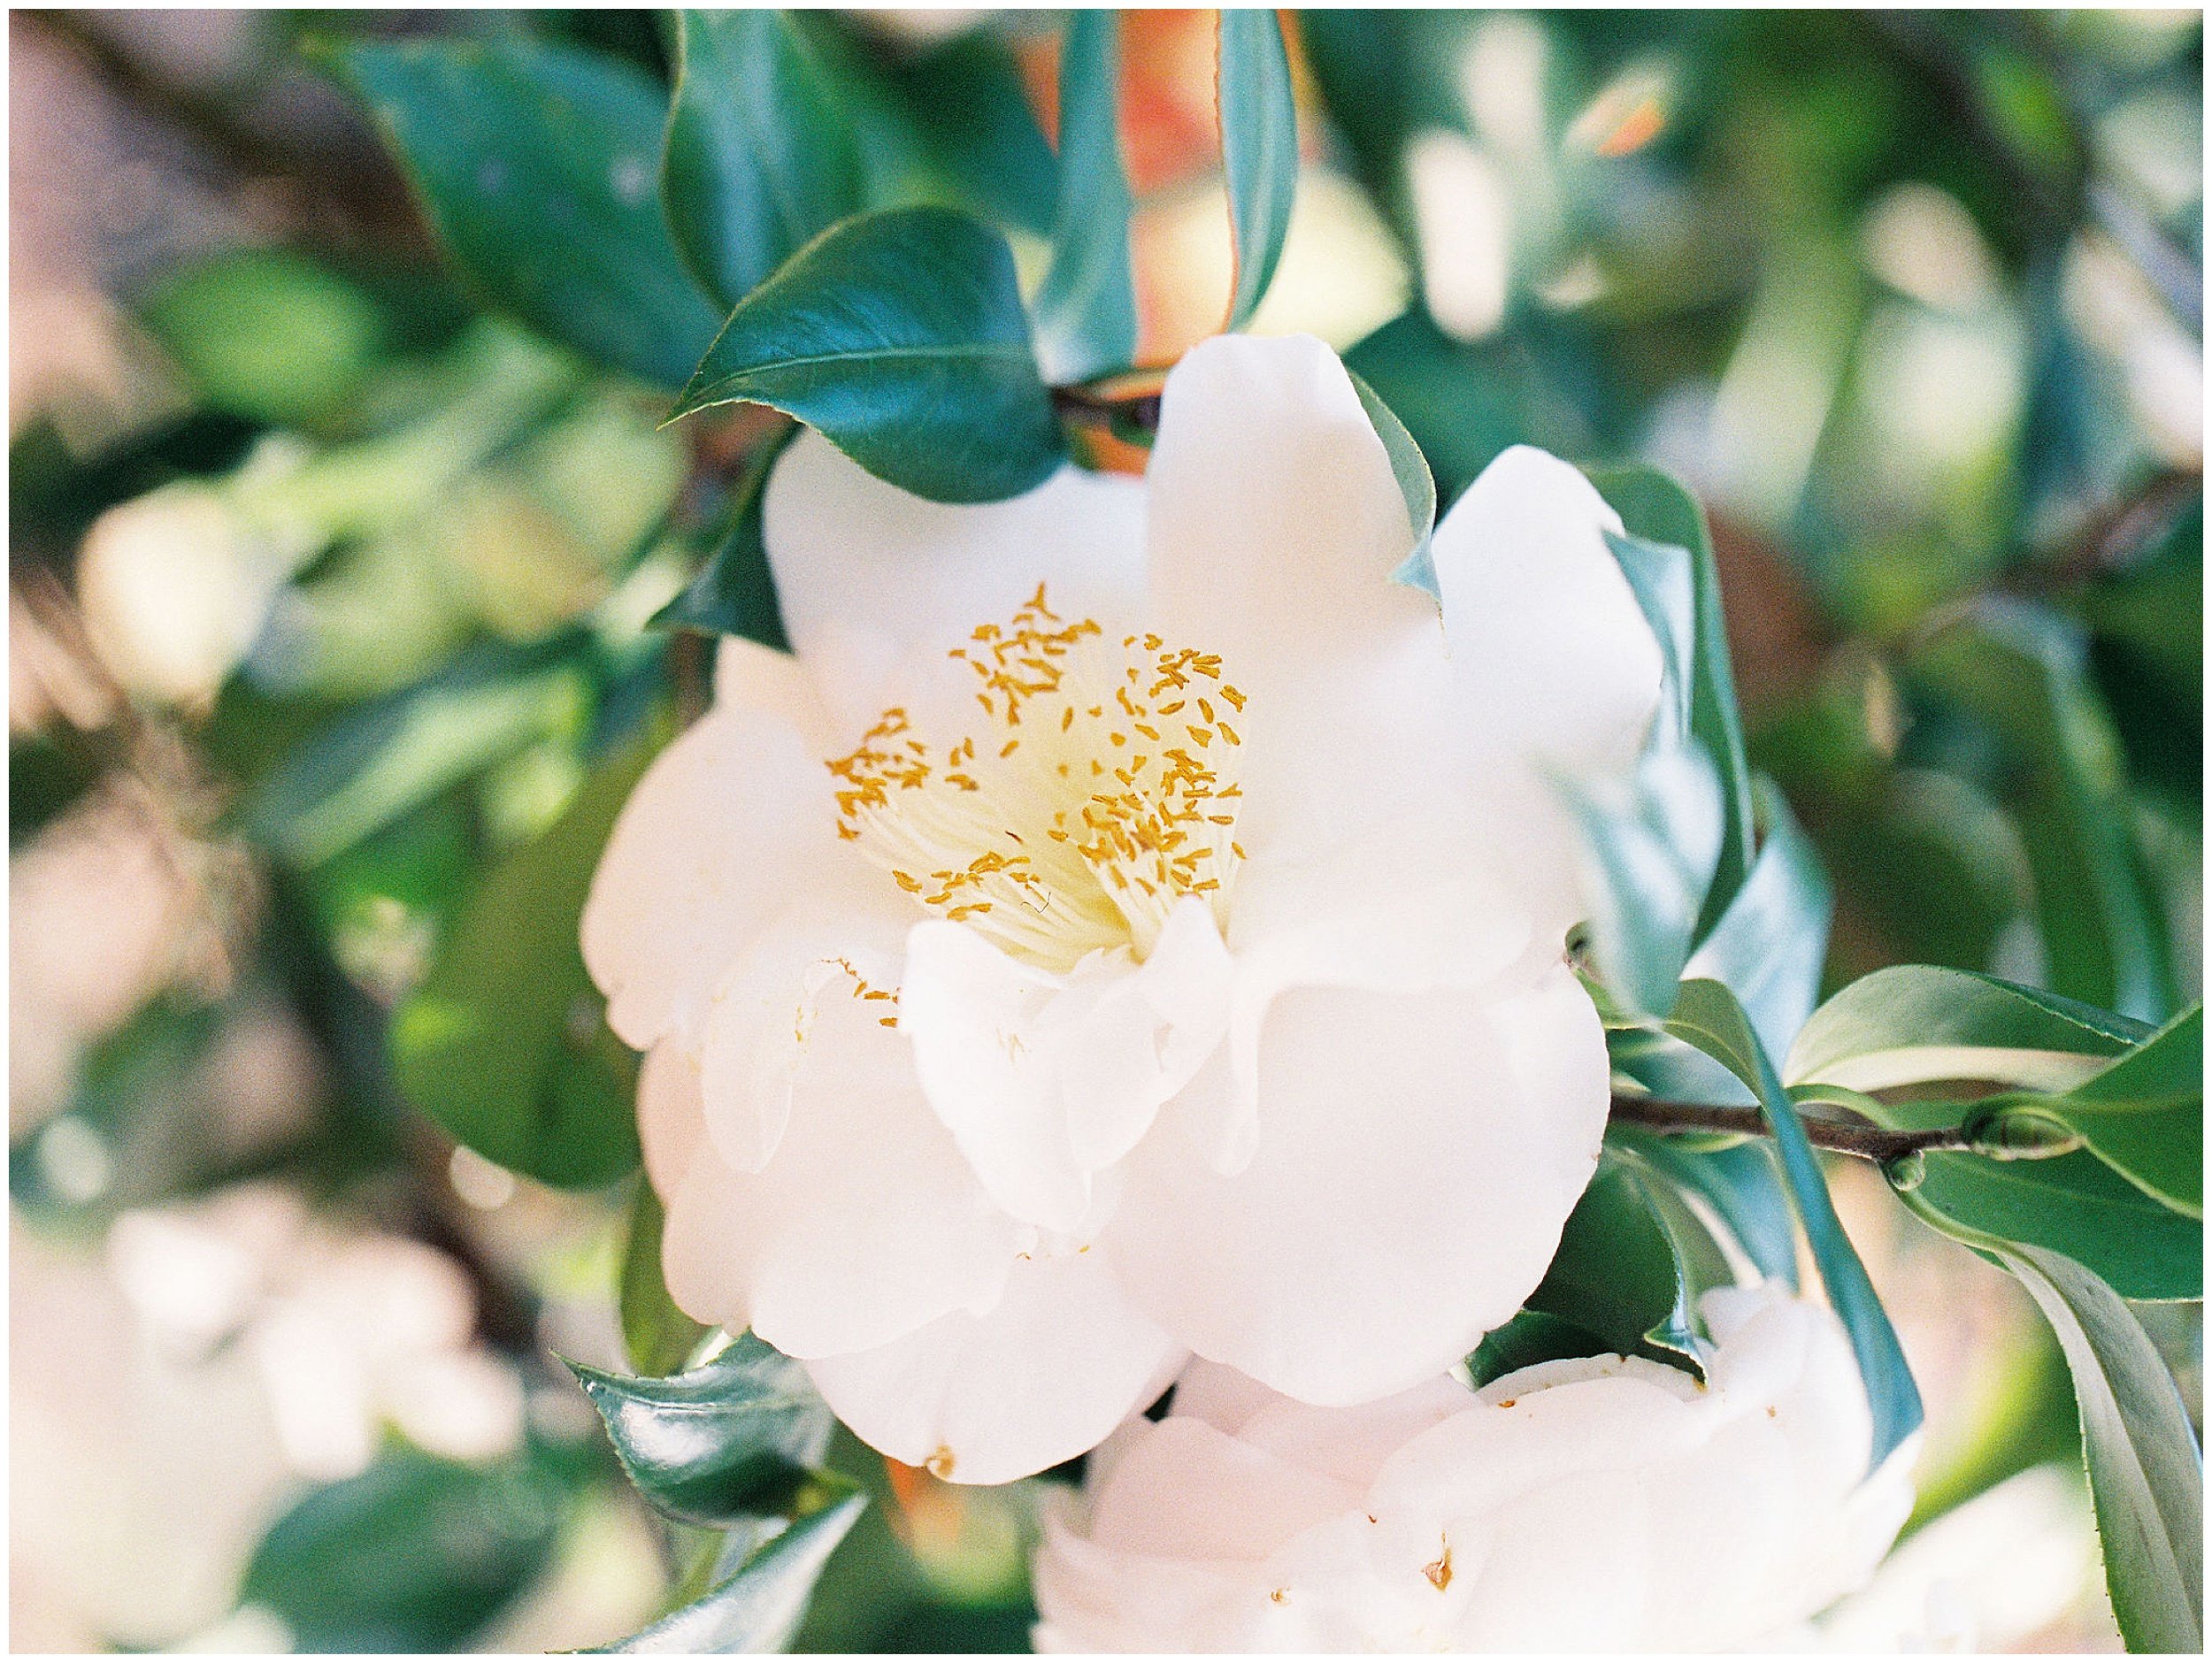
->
[1143, 333, 1461, 857]
[582, 705, 849, 1050]
[763, 430, 1148, 738]
[658, 986, 1017, 1360]
[1110, 963, 1609, 1405]
[1176, 830, 1540, 1176]
[900, 901, 1233, 1232]
[805, 1251, 1185, 1487]
[1430, 443, 1663, 778]
[711, 635, 842, 751]
[636, 1037, 708, 1197]
[1033, 1287, 1917, 1653]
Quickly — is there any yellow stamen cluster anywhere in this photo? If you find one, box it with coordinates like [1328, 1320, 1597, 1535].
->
[825, 585, 1247, 971]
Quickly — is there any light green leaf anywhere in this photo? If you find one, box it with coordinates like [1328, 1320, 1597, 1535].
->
[1608, 1127, 1799, 1290]
[1568, 747, 1724, 1017]
[671, 206, 1063, 504]
[619, 1182, 710, 1377]
[1667, 978, 1924, 1468]
[588, 1477, 865, 1654]
[326, 36, 723, 388]
[389, 737, 656, 1189]
[245, 643, 592, 869]
[1818, 1087, 2200, 1299]
[1033, 11, 1136, 385]
[1786, 963, 2149, 1094]
[1684, 781, 1832, 1060]
[661, 11, 864, 312]
[1585, 463, 1755, 925]
[650, 425, 794, 647]
[1217, 9, 1299, 330]
[2050, 1004, 2202, 1217]
[1901, 1196, 2202, 1655]
[1348, 370, 1438, 586]
[569, 1333, 833, 1529]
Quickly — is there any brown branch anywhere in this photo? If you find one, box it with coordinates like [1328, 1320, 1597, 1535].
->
[1609, 1094, 1972, 1164]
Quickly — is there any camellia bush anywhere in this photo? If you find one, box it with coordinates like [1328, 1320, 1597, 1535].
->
[10, 7, 2200, 1655]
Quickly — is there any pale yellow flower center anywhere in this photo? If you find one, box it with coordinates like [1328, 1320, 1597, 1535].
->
[827, 585, 1247, 973]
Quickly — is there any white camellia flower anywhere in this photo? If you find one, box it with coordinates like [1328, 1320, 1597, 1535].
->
[1033, 1285, 1917, 1652]
[583, 332, 1664, 1483]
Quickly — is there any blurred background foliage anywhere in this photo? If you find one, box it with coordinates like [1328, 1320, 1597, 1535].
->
[8, 7, 2200, 1653]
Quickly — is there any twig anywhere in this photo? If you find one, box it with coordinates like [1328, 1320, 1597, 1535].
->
[1609, 1094, 1972, 1163]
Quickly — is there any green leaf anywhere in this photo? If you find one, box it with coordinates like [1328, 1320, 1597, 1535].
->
[1667, 978, 1924, 1468]
[1786, 963, 2149, 1095]
[1217, 9, 1299, 330]
[1819, 1084, 2198, 1299]
[326, 36, 723, 388]
[239, 1444, 569, 1652]
[672, 206, 1063, 504]
[1585, 464, 1755, 925]
[588, 1476, 865, 1654]
[390, 738, 657, 1189]
[245, 643, 592, 869]
[650, 425, 794, 646]
[2001, 1245, 2203, 1656]
[1901, 1196, 2203, 1655]
[1032, 11, 1137, 385]
[1608, 1127, 1799, 1290]
[660, 11, 865, 314]
[2050, 1004, 2202, 1218]
[1603, 530, 1696, 751]
[569, 1333, 833, 1529]
[1348, 371, 1438, 586]
[619, 1182, 710, 1377]
[1468, 1310, 1609, 1389]
[1910, 600, 2177, 1023]
[1525, 1154, 1704, 1376]
[1684, 781, 1832, 1060]
[1567, 747, 1724, 1017]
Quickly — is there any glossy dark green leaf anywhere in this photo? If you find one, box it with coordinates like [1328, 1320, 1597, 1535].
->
[661, 11, 863, 313]
[1909, 600, 2177, 1023]
[588, 1476, 865, 1654]
[671, 206, 1063, 504]
[1901, 1196, 2203, 1656]
[245, 642, 592, 869]
[389, 738, 656, 1189]
[1033, 11, 1136, 385]
[620, 1182, 710, 1377]
[1786, 963, 2149, 1095]
[1585, 463, 1755, 925]
[1667, 978, 1924, 1468]
[239, 1444, 569, 1652]
[326, 36, 723, 387]
[2049, 1004, 2201, 1217]
[836, 23, 1060, 234]
[650, 425, 794, 647]
[570, 1332, 833, 1529]
[1217, 9, 1299, 330]
[1525, 1155, 1703, 1375]
[1567, 747, 1724, 1016]
[1348, 371, 1438, 587]
[1468, 1310, 1610, 1389]
[1684, 781, 1832, 1060]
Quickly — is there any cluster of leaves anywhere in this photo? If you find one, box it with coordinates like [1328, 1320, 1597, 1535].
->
[9, 7, 2199, 1655]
